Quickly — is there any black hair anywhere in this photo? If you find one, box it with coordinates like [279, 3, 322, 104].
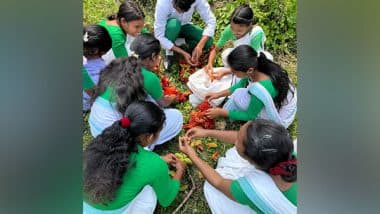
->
[83, 25, 112, 58]
[230, 4, 255, 25]
[256, 52, 293, 109]
[83, 101, 166, 204]
[107, 1, 145, 22]
[227, 45, 258, 72]
[243, 119, 296, 182]
[130, 33, 161, 60]
[173, 0, 196, 12]
[115, 57, 147, 113]
[227, 45, 294, 109]
[91, 57, 147, 114]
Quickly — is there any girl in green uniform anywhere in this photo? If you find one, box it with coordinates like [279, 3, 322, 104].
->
[89, 33, 183, 150]
[204, 45, 296, 128]
[181, 119, 297, 213]
[100, 1, 148, 64]
[84, 101, 186, 214]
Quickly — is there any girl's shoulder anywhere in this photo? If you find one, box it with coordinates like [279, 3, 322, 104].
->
[141, 67, 160, 80]
[99, 19, 124, 37]
[250, 25, 265, 36]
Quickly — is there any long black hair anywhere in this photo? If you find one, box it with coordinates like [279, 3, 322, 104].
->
[227, 45, 293, 109]
[107, 1, 145, 22]
[83, 25, 112, 58]
[256, 52, 293, 109]
[115, 57, 147, 114]
[91, 57, 147, 114]
[230, 4, 256, 25]
[243, 119, 296, 182]
[83, 101, 166, 204]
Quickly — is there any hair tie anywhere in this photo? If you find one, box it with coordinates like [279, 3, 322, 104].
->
[83, 32, 89, 42]
[120, 117, 131, 128]
[129, 51, 139, 59]
[269, 159, 297, 176]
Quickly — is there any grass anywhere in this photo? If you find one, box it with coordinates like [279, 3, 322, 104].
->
[83, 0, 297, 213]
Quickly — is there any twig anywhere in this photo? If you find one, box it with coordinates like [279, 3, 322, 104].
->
[172, 170, 196, 214]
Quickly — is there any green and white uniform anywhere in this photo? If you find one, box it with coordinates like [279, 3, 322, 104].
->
[203, 146, 297, 214]
[99, 19, 148, 64]
[83, 145, 180, 213]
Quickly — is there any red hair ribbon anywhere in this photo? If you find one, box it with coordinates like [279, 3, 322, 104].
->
[120, 117, 131, 128]
[269, 159, 297, 176]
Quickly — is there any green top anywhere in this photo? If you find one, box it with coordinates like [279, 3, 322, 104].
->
[99, 85, 116, 102]
[98, 19, 149, 58]
[84, 145, 180, 210]
[99, 19, 127, 58]
[82, 67, 95, 90]
[228, 78, 277, 121]
[216, 25, 264, 52]
[230, 180, 297, 212]
[141, 67, 164, 100]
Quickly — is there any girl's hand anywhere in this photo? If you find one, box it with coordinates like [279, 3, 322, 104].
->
[182, 52, 197, 67]
[205, 108, 228, 119]
[178, 136, 196, 156]
[212, 71, 224, 80]
[191, 46, 203, 65]
[161, 153, 178, 166]
[174, 158, 187, 173]
[204, 63, 214, 75]
[204, 92, 220, 101]
[185, 127, 208, 139]
[164, 94, 177, 104]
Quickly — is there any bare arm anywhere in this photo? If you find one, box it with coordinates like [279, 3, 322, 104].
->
[157, 95, 176, 107]
[179, 137, 234, 200]
[186, 127, 238, 144]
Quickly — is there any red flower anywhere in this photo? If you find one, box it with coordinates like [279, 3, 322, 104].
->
[183, 101, 215, 130]
[161, 76, 190, 103]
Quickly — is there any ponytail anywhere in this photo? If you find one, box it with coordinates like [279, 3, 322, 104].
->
[83, 119, 138, 204]
[91, 57, 146, 113]
[257, 52, 294, 109]
[107, 14, 117, 20]
[115, 56, 146, 114]
[83, 101, 165, 204]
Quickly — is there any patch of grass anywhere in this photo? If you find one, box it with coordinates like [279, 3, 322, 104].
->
[83, 0, 298, 213]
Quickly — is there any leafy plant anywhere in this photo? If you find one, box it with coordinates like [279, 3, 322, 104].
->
[192, 0, 296, 55]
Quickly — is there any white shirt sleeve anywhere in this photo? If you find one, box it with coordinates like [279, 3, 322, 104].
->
[195, 0, 216, 37]
[154, 0, 174, 50]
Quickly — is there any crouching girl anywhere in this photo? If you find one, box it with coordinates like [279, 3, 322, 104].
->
[84, 101, 186, 214]
[181, 119, 297, 213]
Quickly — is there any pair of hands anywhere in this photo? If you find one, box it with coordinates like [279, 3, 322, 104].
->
[161, 153, 187, 173]
[204, 64, 228, 80]
[177, 126, 209, 158]
[163, 127, 210, 163]
[201, 92, 228, 119]
[182, 46, 203, 67]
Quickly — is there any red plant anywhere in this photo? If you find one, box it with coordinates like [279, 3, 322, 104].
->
[197, 100, 212, 111]
[161, 76, 190, 103]
[183, 101, 215, 130]
[161, 76, 170, 88]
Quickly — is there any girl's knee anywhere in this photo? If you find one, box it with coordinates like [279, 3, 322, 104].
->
[166, 19, 181, 31]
